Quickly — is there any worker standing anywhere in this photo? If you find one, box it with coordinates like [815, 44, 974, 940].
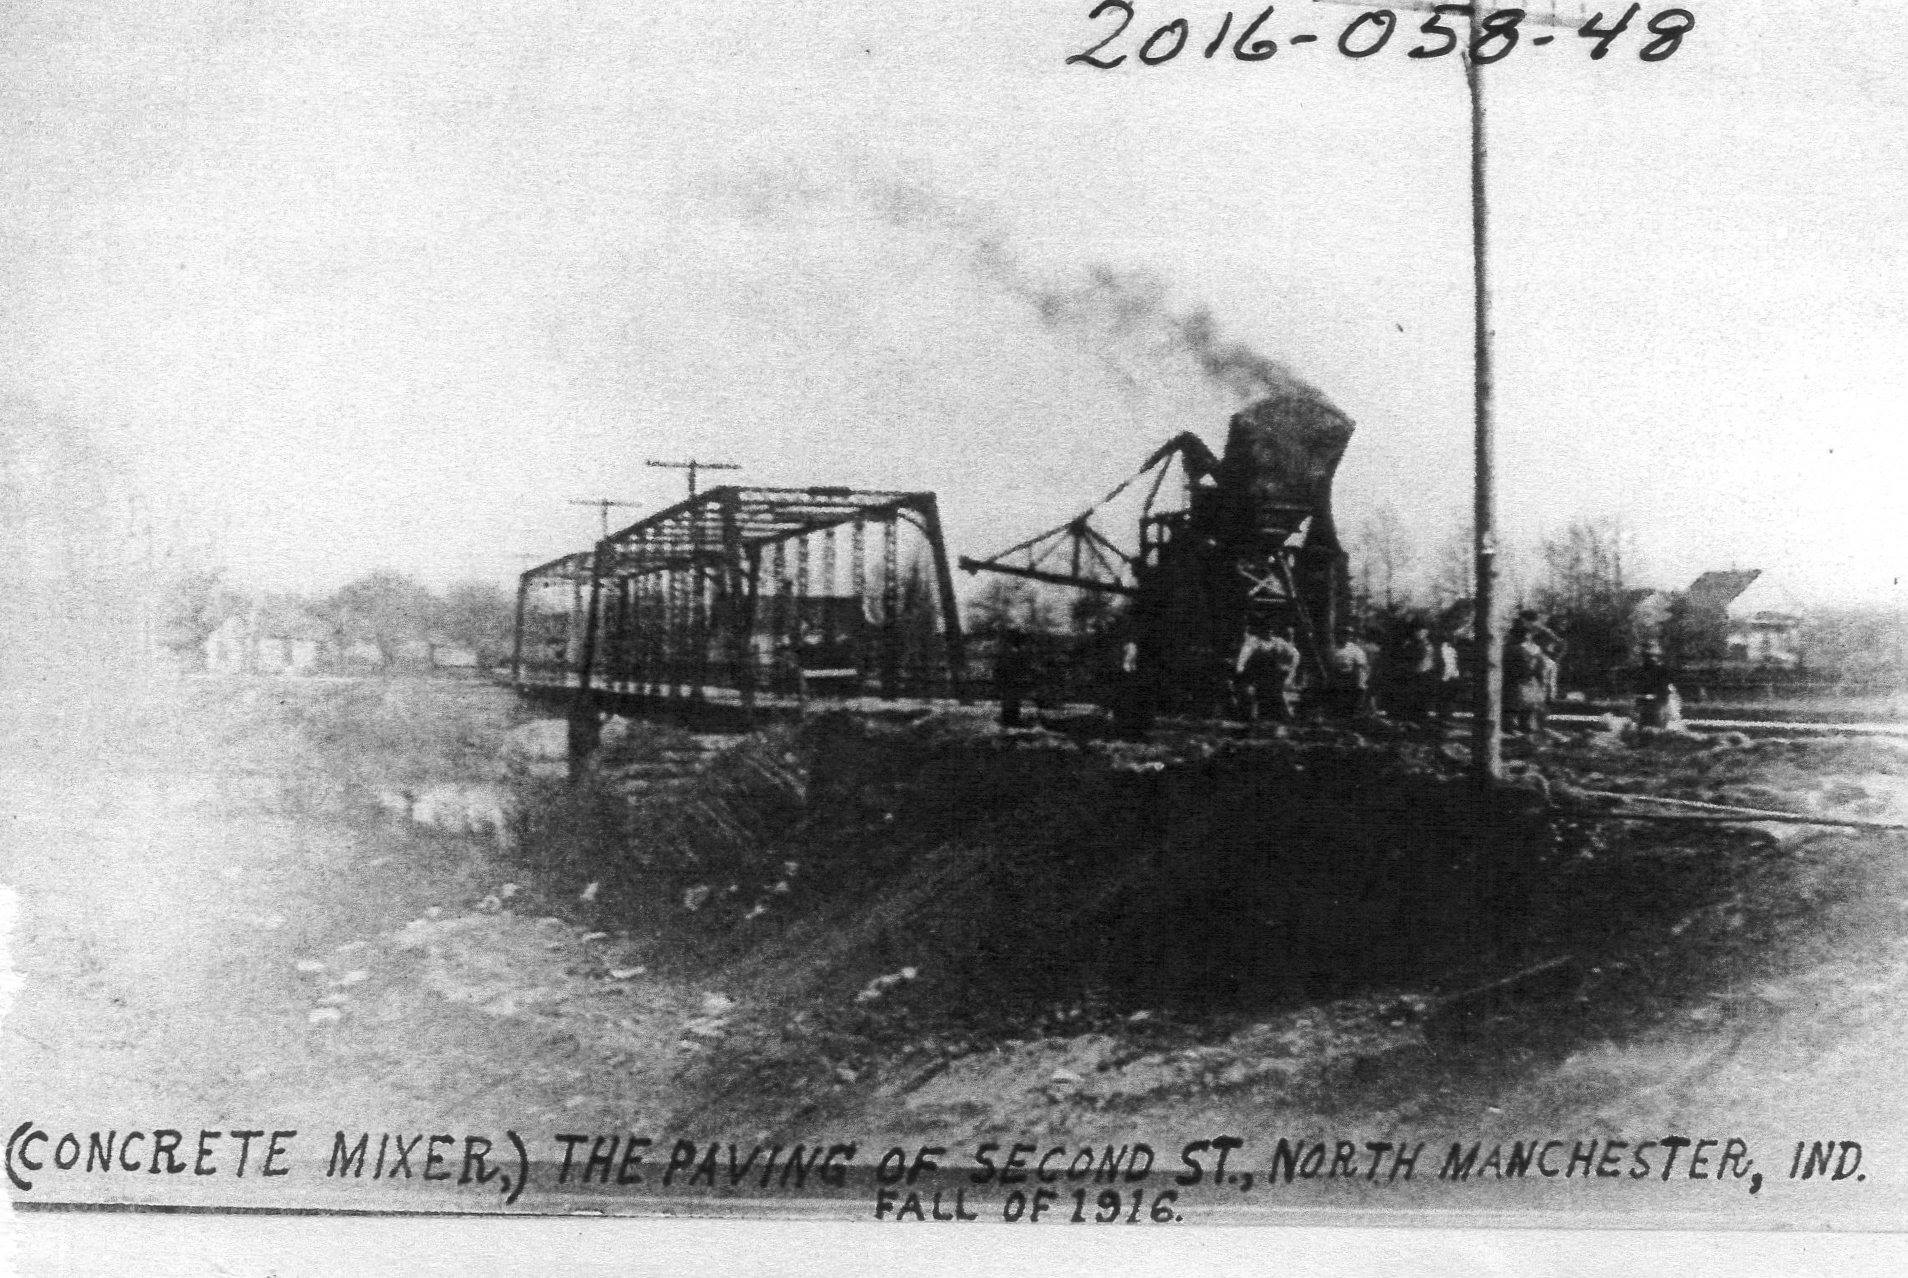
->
[1504, 621, 1549, 738]
[1399, 622, 1440, 722]
[1433, 629, 1463, 725]
[1518, 609, 1567, 696]
[1534, 645, 1559, 735]
[1235, 620, 1301, 724]
[1111, 636, 1154, 736]
[1517, 608, 1565, 652]
[1634, 643, 1680, 730]
[995, 628, 1035, 728]
[1266, 622, 1302, 721]
[1524, 609, 1567, 736]
[1325, 625, 1372, 720]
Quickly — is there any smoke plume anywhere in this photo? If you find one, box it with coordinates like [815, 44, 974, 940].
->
[870, 177, 1315, 405]
[707, 164, 1317, 408]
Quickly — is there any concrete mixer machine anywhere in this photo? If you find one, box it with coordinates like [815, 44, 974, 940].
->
[959, 386, 1356, 712]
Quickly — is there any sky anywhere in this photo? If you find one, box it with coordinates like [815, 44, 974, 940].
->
[4, 0, 1905, 609]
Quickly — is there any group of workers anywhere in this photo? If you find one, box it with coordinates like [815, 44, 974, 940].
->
[1233, 619, 1458, 727]
[996, 606, 1694, 739]
[1231, 609, 1570, 734]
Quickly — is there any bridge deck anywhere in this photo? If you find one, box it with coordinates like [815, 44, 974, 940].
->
[502, 672, 1908, 739]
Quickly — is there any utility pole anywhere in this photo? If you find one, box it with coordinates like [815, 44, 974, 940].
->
[1465, 4, 1503, 786]
[569, 498, 642, 539]
[1307, 1, 1588, 784]
[646, 458, 740, 503]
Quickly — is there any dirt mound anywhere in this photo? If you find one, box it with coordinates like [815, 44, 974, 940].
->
[516, 714, 1556, 1064]
[488, 712, 1908, 1138]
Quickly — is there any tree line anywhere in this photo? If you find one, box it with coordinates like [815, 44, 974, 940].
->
[1348, 507, 1907, 691]
[163, 567, 516, 671]
[958, 509, 1908, 694]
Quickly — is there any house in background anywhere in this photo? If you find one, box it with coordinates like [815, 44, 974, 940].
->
[202, 602, 331, 675]
[203, 614, 253, 674]
[1681, 569, 1806, 666]
[383, 637, 477, 670]
[337, 636, 387, 670]
[426, 637, 480, 670]
[200, 600, 488, 676]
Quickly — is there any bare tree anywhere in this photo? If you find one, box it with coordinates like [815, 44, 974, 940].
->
[1067, 588, 1123, 638]
[965, 576, 1059, 635]
[438, 579, 515, 666]
[1536, 518, 1628, 616]
[1532, 516, 1637, 689]
[1350, 504, 1417, 613]
[160, 563, 248, 658]
[1428, 514, 1474, 611]
[323, 570, 439, 668]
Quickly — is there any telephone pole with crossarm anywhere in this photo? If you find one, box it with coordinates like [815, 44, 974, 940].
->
[646, 458, 741, 503]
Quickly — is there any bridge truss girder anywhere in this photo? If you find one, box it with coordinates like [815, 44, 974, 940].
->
[512, 486, 968, 710]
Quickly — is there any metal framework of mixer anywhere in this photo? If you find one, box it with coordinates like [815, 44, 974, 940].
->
[959, 391, 1356, 705]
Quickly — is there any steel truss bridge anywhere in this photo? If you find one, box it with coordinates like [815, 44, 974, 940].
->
[509, 486, 968, 714]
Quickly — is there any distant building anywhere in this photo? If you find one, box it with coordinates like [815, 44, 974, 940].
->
[1682, 569, 1805, 666]
[202, 603, 331, 675]
[392, 638, 435, 671]
[203, 614, 251, 675]
[338, 639, 387, 669]
[201, 607, 483, 676]
[427, 640, 480, 670]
